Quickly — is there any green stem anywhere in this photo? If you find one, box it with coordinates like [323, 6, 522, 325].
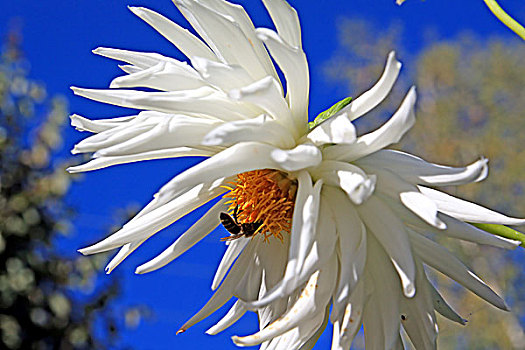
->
[483, 0, 525, 40]
[471, 223, 525, 247]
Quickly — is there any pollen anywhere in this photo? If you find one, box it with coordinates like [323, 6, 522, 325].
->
[224, 169, 297, 241]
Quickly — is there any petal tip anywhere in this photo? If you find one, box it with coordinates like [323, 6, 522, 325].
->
[502, 301, 511, 312]
[109, 81, 120, 89]
[436, 220, 447, 230]
[230, 336, 242, 345]
[404, 283, 416, 298]
[134, 265, 148, 274]
[128, 5, 142, 13]
[228, 89, 242, 101]
[77, 247, 90, 255]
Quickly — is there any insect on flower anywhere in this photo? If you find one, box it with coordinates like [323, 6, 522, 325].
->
[68, 0, 525, 348]
[219, 205, 263, 241]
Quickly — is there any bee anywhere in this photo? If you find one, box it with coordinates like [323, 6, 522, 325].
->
[220, 206, 262, 241]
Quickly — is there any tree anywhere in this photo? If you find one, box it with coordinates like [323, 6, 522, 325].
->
[0, 29, 126, 349]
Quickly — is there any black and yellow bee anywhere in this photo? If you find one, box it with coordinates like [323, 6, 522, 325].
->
[220, 206, 262, 241]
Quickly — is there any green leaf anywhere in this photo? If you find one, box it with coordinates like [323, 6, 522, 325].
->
[471, 223, 525, 248]
[309, 96, 352, 129]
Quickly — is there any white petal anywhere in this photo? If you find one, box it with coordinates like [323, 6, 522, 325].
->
[92, 47, 179, 69]
[331, 280, 366, 350]
[356, 149, 489, 186]
[73, 125, 154, 155]
[191, 57, 253, 91]
[119, 64, 141, 74]
[245, 170, 313, 305]
[399, 191, 446, 230]
[260, 311, 327, 350]
[362, 235, 402, 350]
[71, 86, 260, 122]
[174, 0, 274, 81]
[104, 240, 145, 274]
[270, 143, 322, 172]
[336, 170, 376, 205]
[256, 28, 309, 134]
[193, 0, 279, 80]
[356, 195, 416, 297]
[400, 258, 438, 350]
[248, 190, 337, 308]
[72, 113, 222, 158]
[323, 86, 416, 162]
[429, 283, 467, 325]
[419, 186, 525, 225]
[282, 176, 322, 295]
[305, 112, 357, 146]
[211, 237, 250, 290]
[262, 0, 302, 48]
[380, 195, 519, 249]
[312, 160, 376, 205]
[234, 255, 263, 301]
[338, 51, 402, 121]
[295, 308, 329, 350]
[134, 198, 226, 274]
[232, 257, 337, 347]
[177, 239, 261, 334]
[408, 229, 508, 310]
[70, 114, 136, 133]
[254, 233, 291, 322]
[71, 112, 147, 154]
[72, 116, 147, 153]
[323, 187, 366, 322]
[258, 299, 289, 337]
[296, 199, 337, 280]
[67, 147, 215, 173]
[78, 183, 227, 255]
[159, 142, 322, 200]
[295, 179, 324, 275]
[99, 118, 220, 157]
[128, 6, 217, 61]
[392, 335, 405, 350]
[205, 300, 247, 335]
[109, 61, 207, 91]
[229, 76, 296, 136]
[202, 114, 295, 149]
[136, 177, 231, 225]
[105, 181, 207, 285]
[437, 214, 520, 249]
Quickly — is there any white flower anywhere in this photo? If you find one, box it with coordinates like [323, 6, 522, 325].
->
[69, 0, 524, 349]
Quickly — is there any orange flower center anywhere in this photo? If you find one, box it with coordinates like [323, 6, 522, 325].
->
[223, 169, 297, 241]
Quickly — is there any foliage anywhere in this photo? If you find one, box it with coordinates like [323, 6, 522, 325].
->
[326, 20, 525, 349]
[0, 30, 126, 349]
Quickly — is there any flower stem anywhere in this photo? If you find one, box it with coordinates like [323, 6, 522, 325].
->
[471, 223, 525, 248]
[483, 0, 525, 40]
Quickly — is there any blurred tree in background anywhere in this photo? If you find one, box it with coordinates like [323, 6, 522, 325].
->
[0, 30, 128, 349]
[326, 20, 525, 349]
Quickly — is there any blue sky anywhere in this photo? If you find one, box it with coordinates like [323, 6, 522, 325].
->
[3, 0, 524, 349]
